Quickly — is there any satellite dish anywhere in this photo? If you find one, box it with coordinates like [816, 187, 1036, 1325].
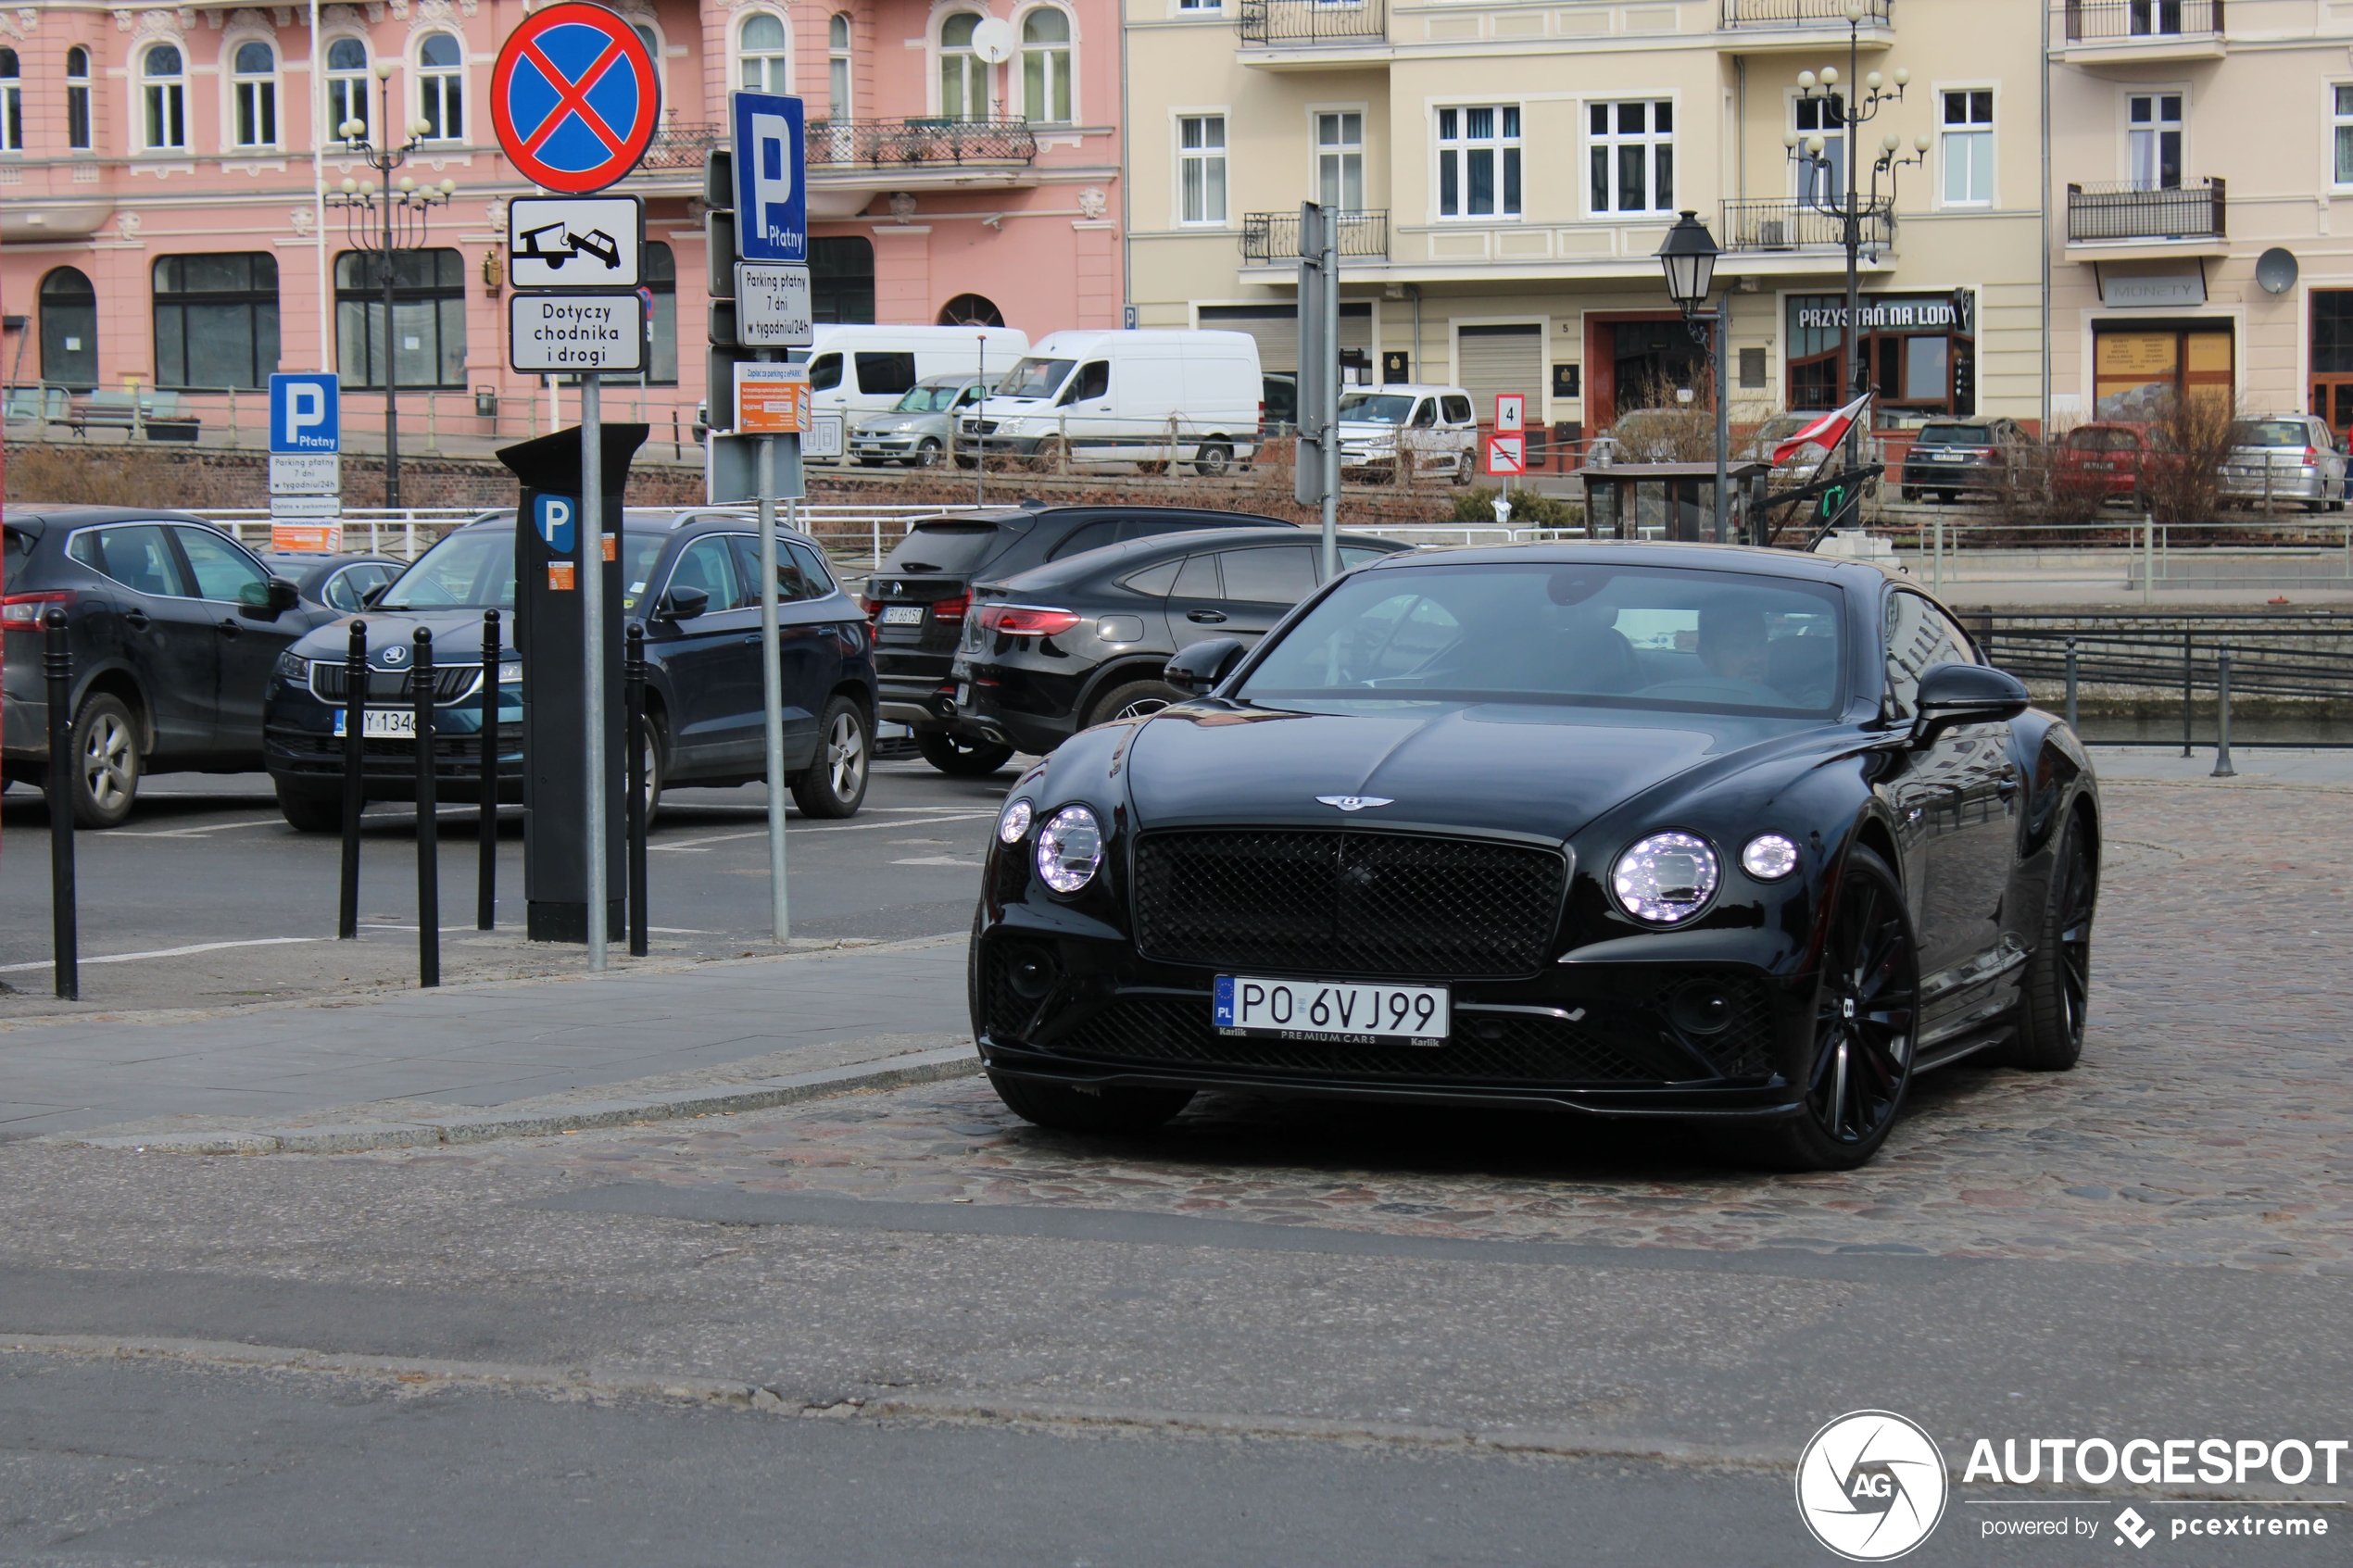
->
[2257, 247, 2299, 295]
[971, 18, 1016, 63]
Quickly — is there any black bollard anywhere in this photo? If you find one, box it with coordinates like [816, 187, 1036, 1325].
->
[2212, 646, 2236, 779]
[413, 626, 439, 988]
[338, 618, 368, 940]
[624, 621, 648, 959]
[2065, 637, 2079, 733]
[479, 608, 499, 931]
[2181, 629, 2195, 759]
[42, 608, 77, 1001]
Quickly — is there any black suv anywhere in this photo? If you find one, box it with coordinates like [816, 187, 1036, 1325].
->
[2, 506, 324, 826]
[262, 508, 878, 831]
[862, 501, 1295, 774]
[1899, 417, 2032, 503]
[947, 527, 1408, 757]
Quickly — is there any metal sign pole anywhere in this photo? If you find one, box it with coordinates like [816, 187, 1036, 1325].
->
[760, 433, 788, 944]
[581, 372, 607, 970]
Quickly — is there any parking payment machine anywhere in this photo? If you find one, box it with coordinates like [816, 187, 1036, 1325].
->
[496, 423, 648, 942]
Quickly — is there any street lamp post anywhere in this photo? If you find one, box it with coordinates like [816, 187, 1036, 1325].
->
[325, 62, 456, 513]
[1655, 209, 1730, 542]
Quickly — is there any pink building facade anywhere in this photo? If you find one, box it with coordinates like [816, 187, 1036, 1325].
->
[0, 0, 1121, 435]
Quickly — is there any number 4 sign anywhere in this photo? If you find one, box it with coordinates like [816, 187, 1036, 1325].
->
[1495, 394, 1525, 433]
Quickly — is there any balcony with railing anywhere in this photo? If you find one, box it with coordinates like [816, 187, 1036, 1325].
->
[1239, 209, 1389, 263]
[2066, 178, 2226, 246]
[1719, 198, 1894, 256]
[2061, 0, 2225, 59]
[623, 119, 1038, 184]
[1721, 0, 1891, 25]
[1238, 0, 1389, 51]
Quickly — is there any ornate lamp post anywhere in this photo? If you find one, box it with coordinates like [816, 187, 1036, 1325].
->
[1655, 210, 1731, 539]
[326, 60, 456, 512]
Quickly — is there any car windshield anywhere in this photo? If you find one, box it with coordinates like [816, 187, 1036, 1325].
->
[2232, 420, 2309, 447]
[1338, 393, 1416, 424]
[1916, 424, 1992, 446]
[997, 358, 1074, 400]
[894, 383, 969, 413]
[1238, 562, 1847, 720]
[379, 528, 667, 611]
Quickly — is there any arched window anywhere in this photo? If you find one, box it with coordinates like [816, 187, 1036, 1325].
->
[142, 43, 186, 150]
[417, 32, 462, 141]
[66, 45, 91, 150]
[938, 12, 984, 121]
[40, 268, 98, 387]
[738, 12, 788, 93]
[231, 41, 277, 147]
[325, 37, 370, 139]
[153, 253, 280, 389]
[0, 49, 21, 152]
[1019, 9, 1071, 125]
[937, 293, 1003, 327]
[828, 14, 851, 120]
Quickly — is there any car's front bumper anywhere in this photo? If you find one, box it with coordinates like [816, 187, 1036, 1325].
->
[263, 684, 523, 800]
[1900, 460, 1996, 493]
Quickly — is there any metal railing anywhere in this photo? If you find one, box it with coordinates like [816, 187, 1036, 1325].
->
[2066, 178, 2225, 243]
[631, 123, 725, 172]
[803, 117, 1038, 167]
[1719, 197, 1894, 253]
[1237, 0, 1389, 46]
[2063, 0, 2221, 43]
[1239, 209, 1390, 261]
[1720, 0, 1892, 27]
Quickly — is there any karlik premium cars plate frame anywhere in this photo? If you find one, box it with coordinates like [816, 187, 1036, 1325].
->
[1214, 975, 1450, 1047]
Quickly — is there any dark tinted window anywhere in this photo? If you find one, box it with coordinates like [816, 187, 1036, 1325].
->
[1916, 423, 1991, 446]
[1339, 546, 1388, 571]
[1219, 546, 1316, 605]
[854, 351, 917, 396]
[728, 535, 831, 602]
[1119, 557, 1184, 596]
[882, 521, 1005, 575]
[1172, 553, 1219, 598]
[1065, 360, 1109, 402]
[808, 353, 842, 392]
[72, 524, 186, 597]
[2231, 420, 2311, 447]
[668, 534, 748, 610]
[1047, 520, 1121, 559]
[5, 527, 35, 585]
[786, 540, 836, 595]
[1883, 591, 1977, 718]
[174, 526, 269, 602]
[1441, 395, 1473, 423]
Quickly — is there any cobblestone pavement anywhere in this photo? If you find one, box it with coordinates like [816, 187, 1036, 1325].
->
[335, 778, 2353, 1276]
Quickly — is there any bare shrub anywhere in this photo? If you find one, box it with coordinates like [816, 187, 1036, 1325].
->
[2138, 394, 2234, 524]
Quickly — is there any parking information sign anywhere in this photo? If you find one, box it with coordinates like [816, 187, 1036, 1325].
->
[735, 261, 813, 345]
[270, 373, 338, 454]
[508, 195, 643, 290]
[509, 294, 646, 373]
[1484, 433, 1526, 477]
[489, 2, 661, 195]
[730, 91, 806, 263]
[735, 362, 810, 433]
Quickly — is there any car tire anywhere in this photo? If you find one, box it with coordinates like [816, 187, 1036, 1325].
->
[915, 729, 1015, 777]
[275, 784, 344, 834]
[1938, 490, 1957, 505]
[1087, 679, 1188, 729]
[986, 1069, 1195, 1135]
[638, 710, 667, 830]
[1193, 443, 1233, 479]
[1739, 847, 1919, 1172]
[1452, 453, 1473, 485]
[1999, 809, 2096, 1072]
[857, 458, 884, 469]
[61, 693, 140, 829]
[912, 437, 943, 469]
[791, 696, 871, 819]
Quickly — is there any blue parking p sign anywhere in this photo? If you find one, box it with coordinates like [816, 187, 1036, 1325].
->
[533, 493, 577, 556]
[270, 372, 339, 454]
[730, 91, 805, 263]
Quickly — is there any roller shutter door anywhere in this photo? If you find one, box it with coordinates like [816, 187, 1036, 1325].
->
[1454, 323, 1543, 423]
[1196, 304, 1371, 375]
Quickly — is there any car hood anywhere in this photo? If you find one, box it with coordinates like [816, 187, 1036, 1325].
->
[1336, 420, 1403, 442]
[287, 608, 514, 664]
[855, 413, 948, 435]
[1125, 701, 1809, 843]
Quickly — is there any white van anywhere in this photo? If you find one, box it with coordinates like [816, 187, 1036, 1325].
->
[789, 325, 1029, 451]
[958, 330, 1262, 477]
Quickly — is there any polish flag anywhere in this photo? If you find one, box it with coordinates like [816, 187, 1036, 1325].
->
[1772, 393, 1872, 467]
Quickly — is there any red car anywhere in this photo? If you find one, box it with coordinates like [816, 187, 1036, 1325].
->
[2053, 422, 2156, 505]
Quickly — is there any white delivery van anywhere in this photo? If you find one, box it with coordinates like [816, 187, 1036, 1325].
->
[789, 325, 1030, 453]
[959, 330, 1262, 476]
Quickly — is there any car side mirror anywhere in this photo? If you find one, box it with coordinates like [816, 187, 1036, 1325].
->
[359, 583, 388, 608]
[1910, 661, 2029, 746]
[657, 585, 710, 622]
[1164, 636, 1246, 696]
[237, 576, 301, 618]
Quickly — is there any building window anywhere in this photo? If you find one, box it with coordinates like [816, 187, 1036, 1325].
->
[325, 37, 369, 139]
[828, 14, 851, 119]
[231, 41, 277, 148]
[1178, 113, 1226, 224]
[40, 267, 97, 387]
[2334, 85, 2353, 186]
[142, 43, 186, 151]
[153, 253, 280, 390]
[1439, 105, 1520, 220]
[334, 248, 466, 389]
[1317, 111, 1362, 209]
[66, 45, 90, 150]
[1786, 292, 1974, 418]
[0, 49, 20, 153]
[812, 235, 876, 323]
[739, 11, 789, 92]
[1793, 93, 1843, 206]
[2310, 290, 2353, 434]
[1940, 89, 1992, 207]
[939, 12, 986, 120]
[2128, 92, 2182, 191]
[417, 32, 462, 141]
[2130, 0, 2186, 34]
[1178, 0, 1221, 8]
[939, 292, 1003, 326]
[1589, 98, 1670, 216]
[1021, 9, 1072, 124]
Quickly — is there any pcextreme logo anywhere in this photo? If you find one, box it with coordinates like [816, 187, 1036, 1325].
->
[1796, 1410, 1952, 1561]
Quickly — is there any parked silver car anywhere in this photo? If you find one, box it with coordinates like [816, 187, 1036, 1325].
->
[2220, 415, 2347, 511]
[849, 373, 996, 469]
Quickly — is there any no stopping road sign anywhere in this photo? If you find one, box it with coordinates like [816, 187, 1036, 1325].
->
[491, 3, 661, 194]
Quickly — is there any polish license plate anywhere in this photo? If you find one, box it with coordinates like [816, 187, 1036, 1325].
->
[882, 605, 925, 625]
[1214, 975, 1449, 1046]
[332, 709, 416, 740]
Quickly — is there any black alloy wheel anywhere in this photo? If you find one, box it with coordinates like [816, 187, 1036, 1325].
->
[915, 730, 1014, 777]
[1749, 847, 1919, 1172]
[2002, 810, 2095, 1071]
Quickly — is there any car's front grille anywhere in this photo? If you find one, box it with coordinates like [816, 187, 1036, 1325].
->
[1132, 829, 1567, 979]
[268, 722, 520, 762]
[309, 663, 484, 706]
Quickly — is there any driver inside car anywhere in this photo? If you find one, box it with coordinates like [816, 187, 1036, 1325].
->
[1698, 604, 1771, 685]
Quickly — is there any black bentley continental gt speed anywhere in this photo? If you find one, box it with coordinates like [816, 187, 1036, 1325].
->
[968, 544, 2100, 1170]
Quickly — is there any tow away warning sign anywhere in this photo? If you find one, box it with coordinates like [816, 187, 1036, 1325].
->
[508, 294, 645, 373]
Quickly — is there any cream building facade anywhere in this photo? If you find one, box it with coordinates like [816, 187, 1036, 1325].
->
[1120, 0, 2048, 453]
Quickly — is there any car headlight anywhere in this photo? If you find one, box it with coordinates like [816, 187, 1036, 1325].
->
[1611, 832, 1719, 925]
[1741, 834, 1800, 881]
[498, 659, 523, 686]
[997, 418, 1026, 435]
[1035, 805, 1102, 894]
[998, 797, 1034, 845]
[274, 649, 309, 682]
